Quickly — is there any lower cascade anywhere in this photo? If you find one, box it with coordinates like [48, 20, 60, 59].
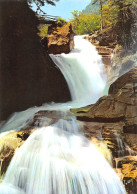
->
[0, 36, 126, 194]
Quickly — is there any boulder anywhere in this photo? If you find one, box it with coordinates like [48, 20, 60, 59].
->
[48, 23, 75, 54]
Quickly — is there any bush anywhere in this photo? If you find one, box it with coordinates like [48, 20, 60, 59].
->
[38, 24, 49, 38]
[57, 17, 67, 27]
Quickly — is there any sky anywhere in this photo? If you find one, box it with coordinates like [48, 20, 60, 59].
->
[32, 0, 91, 20]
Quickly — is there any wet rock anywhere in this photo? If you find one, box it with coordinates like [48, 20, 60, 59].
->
[21, 110, 72, 130]
[0, 109, 72, 176]
[78, 121, 103, 139]
[102, 123, 126, 158]
[0, 130, 33, 175]
[121, 156, 137, 194]
[48, 23, 75, 54]
[72, 67, 137, 125]
[91, 137, 112, 165]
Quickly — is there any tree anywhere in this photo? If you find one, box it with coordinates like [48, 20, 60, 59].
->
[102, 3, 118, 27]
[28, 0, 59, 6]
[108, 0, 137, 49]
[28, 0, 59, 15]
[71, 11, 101, 35]
[92, 0, 107, 30]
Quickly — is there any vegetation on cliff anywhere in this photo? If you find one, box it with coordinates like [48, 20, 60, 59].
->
[70, 11, 100, 35]
[38, 17, 67, 38]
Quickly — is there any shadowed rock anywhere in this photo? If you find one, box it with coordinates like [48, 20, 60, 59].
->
[0, 0, 71, 121]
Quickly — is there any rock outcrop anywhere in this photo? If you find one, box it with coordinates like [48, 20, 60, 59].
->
[0, 0, 71, 121]
[0, 130, 33, 175]
[72, 67, 137, 124]
[48, 23, 75, 54]
[86, 28, 115, 75]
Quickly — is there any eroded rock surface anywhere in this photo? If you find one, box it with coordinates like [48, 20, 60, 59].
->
[48, 23, 75, 54]
[0, 130, 33, 175]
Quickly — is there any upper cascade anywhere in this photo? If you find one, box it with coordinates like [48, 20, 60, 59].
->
[50, 35, 107, 108]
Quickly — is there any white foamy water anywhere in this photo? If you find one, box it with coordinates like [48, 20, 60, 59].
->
[0, 36, 126, 194]
[50, 35, 106, 107]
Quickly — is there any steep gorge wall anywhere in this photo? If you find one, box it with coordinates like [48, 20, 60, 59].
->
[0, 0, 71, 120]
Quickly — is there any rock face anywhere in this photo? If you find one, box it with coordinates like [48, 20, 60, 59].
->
[0, 1, 71, 120]
[71, 67, 137, 193]
[48, 23, 75, 54]
[87, 28, 115, 75]
[90, 27, 116, 48]
[0, 130, 33, 175]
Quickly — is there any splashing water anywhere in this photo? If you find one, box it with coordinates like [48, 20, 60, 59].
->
[0, 36, 126, 194]
[50, 35, 106, 107]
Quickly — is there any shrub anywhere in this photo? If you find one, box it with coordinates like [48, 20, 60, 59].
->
[57, 17, 67, 27]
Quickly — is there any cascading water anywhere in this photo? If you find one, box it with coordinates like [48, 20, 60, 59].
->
[0, 36, 126, 194]
[50, 35, 106, 107]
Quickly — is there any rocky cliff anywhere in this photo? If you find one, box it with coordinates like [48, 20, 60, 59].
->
[0, 0, 71, 121]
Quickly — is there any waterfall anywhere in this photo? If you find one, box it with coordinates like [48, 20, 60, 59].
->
[50, 35, 106, 107]
[0, 36, 126, 194]
[0, 36, 106, 133]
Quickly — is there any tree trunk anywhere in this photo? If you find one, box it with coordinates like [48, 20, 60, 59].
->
[100, 0, 103, 30]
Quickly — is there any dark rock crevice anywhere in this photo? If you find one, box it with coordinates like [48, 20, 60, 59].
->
[0, 0, 71, 120]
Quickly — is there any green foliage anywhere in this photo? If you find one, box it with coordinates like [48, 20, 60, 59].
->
[70, 11, 101, 35]
[57, 17, 67, 27]
[102, 4, 118, 26]
[38, 24, 49, 38]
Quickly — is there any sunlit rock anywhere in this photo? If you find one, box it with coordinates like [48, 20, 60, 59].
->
[48, 23, 75, 54]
